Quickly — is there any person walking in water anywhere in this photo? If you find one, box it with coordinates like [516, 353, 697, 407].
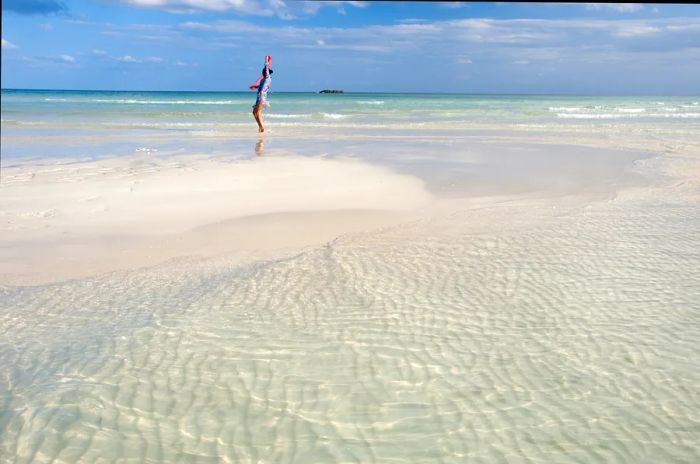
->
[250, 55, 273, 133]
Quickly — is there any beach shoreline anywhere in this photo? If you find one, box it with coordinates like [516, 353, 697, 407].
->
[0, 133, 657, 286]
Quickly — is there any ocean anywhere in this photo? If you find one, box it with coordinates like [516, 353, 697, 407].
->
[1, 89, 699, 463]
[2, 89, 699, 160]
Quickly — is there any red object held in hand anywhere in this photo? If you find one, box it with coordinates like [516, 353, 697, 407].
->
[249, 55, 272, 90]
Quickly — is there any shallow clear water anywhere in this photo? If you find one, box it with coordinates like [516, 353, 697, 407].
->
[1, 195, 699, 462]
[2, 89, 699, 160]
[1, 90, 700, 462]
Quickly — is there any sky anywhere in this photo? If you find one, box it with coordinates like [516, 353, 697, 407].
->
[2, 1, 700, 94]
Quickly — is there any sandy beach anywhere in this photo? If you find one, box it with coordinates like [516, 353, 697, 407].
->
[1, 91, 699, 462]
[0, 153, 431, 285]
[0, 127, 658, 285]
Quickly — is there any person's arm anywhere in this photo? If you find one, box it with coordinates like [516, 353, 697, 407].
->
[249, 55, 272, 90]
[264, 55, 272, 76]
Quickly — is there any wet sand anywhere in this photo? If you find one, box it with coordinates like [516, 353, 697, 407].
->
[0, 137, 651, 286]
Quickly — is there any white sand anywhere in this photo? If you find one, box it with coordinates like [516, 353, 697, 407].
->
[1, 129, 696, 287]
[0, 153, 432, 238]
[0, 153, 431, 285]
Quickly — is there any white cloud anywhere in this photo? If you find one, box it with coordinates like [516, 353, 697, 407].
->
[40, 23, 54, 31]
[91, 16, 700, 71]
[117, 55, 138, 63]
[397, 19, 429, 24]
[116, 0, 367, 17]
[293, 43, 391, 53]
[115, 54, 163, 63]
[585, 3, 644, 13]
[2, 38, 18, 49]
[440, 2, 467, 9]
[20, 54, 79, 66]
[666, 23, 700, 33]
[391, 23, 441, 34]
[18, 10, 696, 93]
[614, 24, 661, 37]
[290, 1, 369, 16]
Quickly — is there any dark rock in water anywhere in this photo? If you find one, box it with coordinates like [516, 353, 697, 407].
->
[319, 89, 344, 94]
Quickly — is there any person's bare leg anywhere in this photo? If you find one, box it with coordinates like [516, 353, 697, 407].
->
[253, 104, 264, 133]
[252, 105, 262, 132]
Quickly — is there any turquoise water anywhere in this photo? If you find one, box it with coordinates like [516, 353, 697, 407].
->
[1, 89, 700, 462]
[3, 89, 699, 125]
[2, 89, 699, 162]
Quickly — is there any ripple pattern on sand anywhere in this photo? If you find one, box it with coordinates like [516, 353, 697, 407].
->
[1, 197, 699, 463]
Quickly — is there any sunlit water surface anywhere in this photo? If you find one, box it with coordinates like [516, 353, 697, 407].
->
[1, 90, 699, 463]
[1, 194, 699, 462]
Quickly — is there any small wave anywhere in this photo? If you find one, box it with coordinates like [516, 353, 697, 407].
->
[548, 107, 583, 112]
[557, 112, 700, 119]
[95, 99, 241, 105]
[102, 122, 203, 128]
[1, 120, 46, 126]
[322, 113, 347, 119]
[357, 100, 385, 105]
[268, 114, 311, 119]
[45, 98, 243, 105]
[616, 108, 646, 113]
[659, 113, 700, 118]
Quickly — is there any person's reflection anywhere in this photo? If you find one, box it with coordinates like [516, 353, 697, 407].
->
[255, 136, 265, 156]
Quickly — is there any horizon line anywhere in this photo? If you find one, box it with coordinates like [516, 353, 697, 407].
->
[3, 88, 699, 98]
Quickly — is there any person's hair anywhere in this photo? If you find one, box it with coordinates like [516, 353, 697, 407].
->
[263, 67, 274, 76]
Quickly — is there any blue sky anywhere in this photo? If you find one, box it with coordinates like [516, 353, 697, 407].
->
[2, 1, 700, 94]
